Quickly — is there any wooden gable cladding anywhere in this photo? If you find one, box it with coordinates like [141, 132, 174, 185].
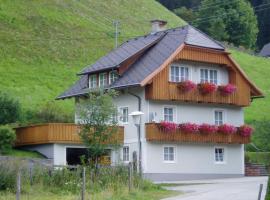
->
[145, 45, 251, 106]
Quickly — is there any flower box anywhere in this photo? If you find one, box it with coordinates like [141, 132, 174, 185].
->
[218, 124, 237, 134]
[198, 123, 218, 134]
[198, 82, 217, 95]
[159, 121, 178, 132]
[238, 125, 254, 137]
[219, 84, 237, 95]
[177, 80, 197, 92]
[179, 123, 199, 133]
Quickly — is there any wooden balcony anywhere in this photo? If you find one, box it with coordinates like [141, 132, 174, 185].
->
[15, 123, 124, 146]
[145, 123, 250, 144]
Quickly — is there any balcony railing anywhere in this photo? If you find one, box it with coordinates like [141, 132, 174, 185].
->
[15, 123, 124, 146]
[145, 123, 250, 144]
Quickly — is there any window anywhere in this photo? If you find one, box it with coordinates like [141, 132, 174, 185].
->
[99, 72, 108, 87]
[123, 146, 129, 162]
[109, 70, 118, 84]
[200, 69, 218, 84]
[164, 146, 175, 162]
[170, 65, 189, 82]
[164, 107, 174, 122]
[89, 74, 97, 88]
[214, 110, 224, 125]
[215, 147, 225, 163]
[119, 107, 128, 123]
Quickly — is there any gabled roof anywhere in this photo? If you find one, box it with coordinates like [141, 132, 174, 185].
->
[259, 43, 270, 57]
[56, 25, 230, 99]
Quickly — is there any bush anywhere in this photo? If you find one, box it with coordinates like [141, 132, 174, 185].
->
[0, 91, 21, 125]
[245, 152, 270, 166]
[0, 126, 16, 154]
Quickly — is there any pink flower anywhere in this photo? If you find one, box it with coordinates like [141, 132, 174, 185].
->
[159, 121, 178, 132]
[219, 84, 237, 95]
[198, 82, 217, 94]
[199, 123, 218, 134]
[178, 80, 197, 92]
[238, 125, 254, 137]
[179, 123, 199, 133]
[218, 124, 237, 134]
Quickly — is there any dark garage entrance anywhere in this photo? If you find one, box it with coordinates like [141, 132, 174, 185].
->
[66, 148, 89, 165]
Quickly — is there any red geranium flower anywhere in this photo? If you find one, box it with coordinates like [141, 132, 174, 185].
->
[178, 80, 197, 92]
[199, 123, 218, 134]
[218, 124, 237, 134]
[159, 121, 178, 132]
[238, 125, 254, 137]
[179, 123, 199, 133]
[198, 82, 217, 95]
[219, 84, 237, 95]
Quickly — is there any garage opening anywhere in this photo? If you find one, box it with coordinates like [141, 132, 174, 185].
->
[66, 148, 111, 165]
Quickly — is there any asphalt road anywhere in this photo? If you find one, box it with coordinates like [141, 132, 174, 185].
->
[162, 177, 268, 200]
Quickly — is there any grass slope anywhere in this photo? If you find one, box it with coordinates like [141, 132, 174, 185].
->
[0, 0, 269, 122]
[0, 0, 184, 116]
[3, 149, 44, 158]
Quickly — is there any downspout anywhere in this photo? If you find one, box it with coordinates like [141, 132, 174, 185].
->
[128, 90, 142, 177]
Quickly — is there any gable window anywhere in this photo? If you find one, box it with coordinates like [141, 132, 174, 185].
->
[109, 70, 119, 84]
[215, 147, 225, 163]
[89, 74, 97, 89]
[119, 107, 128, 123]
[200, 69, 218, 84]
[164, 146, 176, 162]
[123, 146, 129, 162]
[99, 72, 108, 87]
[164, 107, 174, 122]
[214, 110, 224, 125]
[170, 65, 189, 82]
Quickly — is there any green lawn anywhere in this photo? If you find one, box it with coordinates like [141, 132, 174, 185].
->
[2, 149, 44, 158]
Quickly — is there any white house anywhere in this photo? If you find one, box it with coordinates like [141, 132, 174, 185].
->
[16, 20, 263, 181]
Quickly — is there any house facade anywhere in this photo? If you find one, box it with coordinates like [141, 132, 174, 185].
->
[16, 21, 262, 181]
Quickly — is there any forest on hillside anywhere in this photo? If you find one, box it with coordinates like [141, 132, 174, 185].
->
[157, 0, 270, 50]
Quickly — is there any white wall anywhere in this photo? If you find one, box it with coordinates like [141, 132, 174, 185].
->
[21, 144, 54, 159]
[147, 101, 244, 126]
[145, 143, 244, 175]
[171, 61, 229, 85]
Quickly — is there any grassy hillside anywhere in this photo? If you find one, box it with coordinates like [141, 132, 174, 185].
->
[0, 0, 269, 122]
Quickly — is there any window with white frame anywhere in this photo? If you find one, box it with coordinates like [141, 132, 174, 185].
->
[119, 107, 128, 123]
[200, 69, 218, 84]
[109, 70, 118, 84]
[164, 107, 174, 122]
[123, 146, 129, 162]
[89, 74, 97, 89]
[164, 146, 175, 162]
[99, 72, 108, 87]
[170, 65, 189, 82]
[214, 110, 224, 125]
[215, 147, 225, 163]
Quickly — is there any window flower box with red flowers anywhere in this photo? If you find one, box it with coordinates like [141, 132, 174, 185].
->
[159, 121, 178, 132]
[198, 123, 218, 134]
[219, 84, 237, 95]
[177, 80, 197, 92]
[198, 82, 217, 95]
[218, 124, 237, 134]
[238, 125, 254, 137]
[179, 123, 199, 133]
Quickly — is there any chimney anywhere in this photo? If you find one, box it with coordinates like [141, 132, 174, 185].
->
[150, 19, 167, 33]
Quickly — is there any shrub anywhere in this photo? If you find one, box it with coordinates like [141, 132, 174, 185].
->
[198, 82, 217, 94]
[159, 121, 178, 132]
[219, 84, 237, 95]
[0, 126, 16, 154]
[218, 124, 237, 134]
[179, 123, 199, 133]
[0, 91, 21, 125]
[238, 125, 254, 137]
[199, 123, 218, 134]
[177, 80, 196, 92]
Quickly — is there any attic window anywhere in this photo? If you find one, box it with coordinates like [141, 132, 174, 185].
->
[89, 74, 97, 89]
[99, 72, 108, 88]
[109, 70, 119, 84]
[170, 65, 189, 82]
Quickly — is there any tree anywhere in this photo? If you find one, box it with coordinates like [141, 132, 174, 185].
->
[195, 0, 258, 49]
[0, 91, 21, 125]
[77, 89, 119, 167]
[0, 126, 16, 154]
[173, 7, 197, 22]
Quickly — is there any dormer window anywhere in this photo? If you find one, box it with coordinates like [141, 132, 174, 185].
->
[109, 70, 118, 84]
[89, 74, 97, 89]
[99, 72, 108, 87]
[170, 65, 189, 82]
[200, 69, 218, 84]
